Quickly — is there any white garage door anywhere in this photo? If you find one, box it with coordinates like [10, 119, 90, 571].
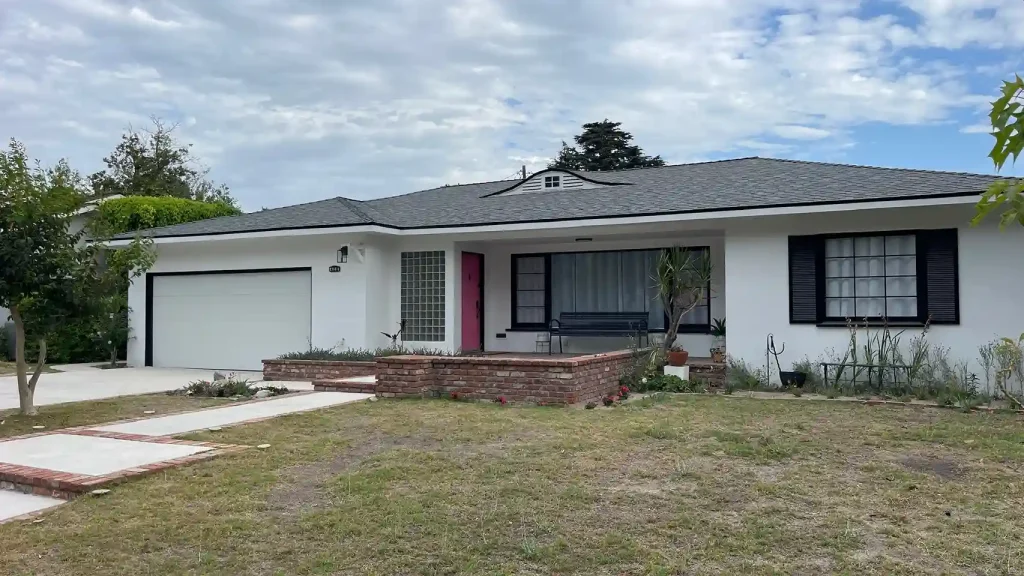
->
[151, 270, 312, 370]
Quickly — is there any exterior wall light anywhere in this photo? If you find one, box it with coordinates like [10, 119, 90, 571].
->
[337, 245, 349, 264]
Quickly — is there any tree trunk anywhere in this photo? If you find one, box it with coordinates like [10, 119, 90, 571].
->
[110, 342, 119, 369]
[9, 307, 36, 416]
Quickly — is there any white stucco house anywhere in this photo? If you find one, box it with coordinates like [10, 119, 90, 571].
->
[111, 158, 1021, 383]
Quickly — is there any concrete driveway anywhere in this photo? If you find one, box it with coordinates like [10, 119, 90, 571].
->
[0, 365, 312, 411]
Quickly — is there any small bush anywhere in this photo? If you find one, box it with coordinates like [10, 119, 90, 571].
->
[172, 377, 289, 398]
[726, 357, 768, 390]
[790, 357, 823, 392]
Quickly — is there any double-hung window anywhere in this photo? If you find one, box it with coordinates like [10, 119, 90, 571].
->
[511, 248, 710, 331]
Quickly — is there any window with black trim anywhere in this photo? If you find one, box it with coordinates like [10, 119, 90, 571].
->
[513, 256, 546, 327]
[511, 248, 711, 331]
[789, 229, 959, 326]
[544, 175, 560, 188]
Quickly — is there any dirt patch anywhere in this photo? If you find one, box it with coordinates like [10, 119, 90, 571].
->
[900, 456, 965, 480]
[267, 433, 440, 517]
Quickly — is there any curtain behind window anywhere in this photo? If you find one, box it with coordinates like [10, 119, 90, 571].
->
[550, 249, 668, 330]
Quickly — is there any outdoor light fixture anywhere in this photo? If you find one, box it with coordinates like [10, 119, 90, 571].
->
[337, 245, 349, 264]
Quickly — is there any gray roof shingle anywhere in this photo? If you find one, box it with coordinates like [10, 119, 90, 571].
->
[118, 157, 1005, 239]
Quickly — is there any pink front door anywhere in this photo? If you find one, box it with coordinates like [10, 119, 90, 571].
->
[461, 252, 484, 351]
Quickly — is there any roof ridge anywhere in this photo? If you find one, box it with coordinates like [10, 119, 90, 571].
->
[334, 197, 373, 223]
[755, 156, 1009, 179]
[573, 156, 760, 175]
[366, 158, 763, 202]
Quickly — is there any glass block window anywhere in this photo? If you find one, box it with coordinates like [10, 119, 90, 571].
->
[825, 234, 917, 319]
[401, 251, 446, 342]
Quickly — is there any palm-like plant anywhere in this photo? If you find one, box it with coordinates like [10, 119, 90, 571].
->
[653, 247, 713, 355]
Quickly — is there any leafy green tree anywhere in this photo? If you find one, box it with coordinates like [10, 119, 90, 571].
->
[550, 120, 666, 171]
[0, 140, 153, 414]
[91, 240, 155, 368]
[90, 118, 237, 208]
[973, 75, 1024, 229]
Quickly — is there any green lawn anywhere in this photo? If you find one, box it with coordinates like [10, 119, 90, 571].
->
[1, 395, 1023, 575]
[0, 394, 231, 439]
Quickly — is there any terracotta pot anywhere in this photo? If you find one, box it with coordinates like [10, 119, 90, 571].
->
[667, 350, 689, 366]
[710, 347, 726, 363]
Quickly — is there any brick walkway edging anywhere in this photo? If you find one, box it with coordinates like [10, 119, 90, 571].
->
[0, 431, 246, 500]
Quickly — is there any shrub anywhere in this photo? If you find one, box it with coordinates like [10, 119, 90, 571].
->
[90, 196, 240, 236]
[726, 356, 768, 390]
[619, 342, 664, 392]
[790, 357, 823, 392]
[172, 377, 289, 398]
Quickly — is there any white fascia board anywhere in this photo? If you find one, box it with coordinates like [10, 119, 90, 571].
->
[104, 194, 981, 246]
[398, 194, 982, 236]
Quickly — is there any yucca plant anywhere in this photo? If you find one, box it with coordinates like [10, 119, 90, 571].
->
[652, 247, 713, 355]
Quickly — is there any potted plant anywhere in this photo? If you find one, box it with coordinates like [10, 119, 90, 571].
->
[768, 334, 806, 388]
[709, 317, 726, 363]
[667, 344, 689, 367]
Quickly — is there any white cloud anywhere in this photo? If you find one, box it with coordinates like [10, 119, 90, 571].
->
[960, 123, 995, 134]
[774, 125, 832, 140]
[0, 0, 1019, 208]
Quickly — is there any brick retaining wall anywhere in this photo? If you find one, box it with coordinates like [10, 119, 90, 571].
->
[375, 350, 636, 405]
[262, 359, 376, 382]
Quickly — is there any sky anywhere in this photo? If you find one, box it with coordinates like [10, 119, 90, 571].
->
[1, 0, 1022, 211]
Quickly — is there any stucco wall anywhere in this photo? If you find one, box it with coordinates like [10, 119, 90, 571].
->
[127, 233, 378, 366]
[724, 204, 1023, 388]
[470, 235, 726, 356]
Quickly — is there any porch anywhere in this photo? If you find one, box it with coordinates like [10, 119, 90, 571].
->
[449, 226, 726, 360]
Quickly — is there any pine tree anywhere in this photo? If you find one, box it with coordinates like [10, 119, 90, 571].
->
[549, 120, 665, 171]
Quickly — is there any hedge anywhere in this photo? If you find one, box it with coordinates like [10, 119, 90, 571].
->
[91, 196, 241, 235]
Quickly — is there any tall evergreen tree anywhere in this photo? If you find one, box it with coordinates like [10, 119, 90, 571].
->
[549, 120, 665, 171]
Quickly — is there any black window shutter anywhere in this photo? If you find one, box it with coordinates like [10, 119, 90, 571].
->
[789, 235, 820, 324]
[921, 228, 959, 324]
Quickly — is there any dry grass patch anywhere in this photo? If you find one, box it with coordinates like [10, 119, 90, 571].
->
[0, 396, 1022, 575]
[0, 361, 60, 377]
[0, 393, 231, 439]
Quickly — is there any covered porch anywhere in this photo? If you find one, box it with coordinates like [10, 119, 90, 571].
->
[447, 221, 726, 360]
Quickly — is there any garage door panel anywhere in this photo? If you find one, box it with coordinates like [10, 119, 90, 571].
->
[151, 271, 311, 370]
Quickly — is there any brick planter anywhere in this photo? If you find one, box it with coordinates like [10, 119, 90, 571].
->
[262, 359, 376, 382]
[375, 350, 636, 405]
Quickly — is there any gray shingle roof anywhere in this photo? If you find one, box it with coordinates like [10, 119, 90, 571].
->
[118, 157, 1005, 239]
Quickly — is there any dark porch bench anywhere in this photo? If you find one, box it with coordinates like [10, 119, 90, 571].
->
[548, 312, 650, 354]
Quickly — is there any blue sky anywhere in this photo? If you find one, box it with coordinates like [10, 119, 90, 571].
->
[1, 0, 1021, 210]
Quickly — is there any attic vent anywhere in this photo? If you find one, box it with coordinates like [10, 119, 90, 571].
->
[497, 171, 604, 196]
[519, 179, 543, 192]
[561, 174, 584, 188]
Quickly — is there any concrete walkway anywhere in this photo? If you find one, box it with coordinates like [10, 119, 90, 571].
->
[0, 366, 313, 411]
[0, 491, 65, 520]
[93, 392, 370, 436]
[0, 391, 369, 523]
